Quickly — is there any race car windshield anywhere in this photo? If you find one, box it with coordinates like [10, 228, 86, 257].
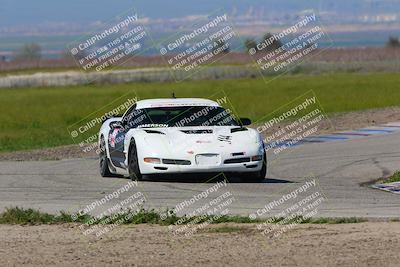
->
[125, 106, 239, 128]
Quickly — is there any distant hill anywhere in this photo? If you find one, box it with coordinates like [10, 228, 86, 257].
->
[1, 0, 399, 27]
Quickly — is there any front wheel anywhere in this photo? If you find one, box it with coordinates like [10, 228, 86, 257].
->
[243, 152, 267, 183]
[128, 139, 142, 181]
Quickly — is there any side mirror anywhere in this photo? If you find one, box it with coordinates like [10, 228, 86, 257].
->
[109, 121, 124, 130]
[240, 118, 252, 126]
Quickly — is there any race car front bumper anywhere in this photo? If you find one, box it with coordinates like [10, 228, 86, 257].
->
[139, 153, 265, 174]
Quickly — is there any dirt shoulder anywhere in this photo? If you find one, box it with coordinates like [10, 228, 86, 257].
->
[1, 106, 400, 162]
[0, 144, 95, 161]
[1, 222, 400, 266]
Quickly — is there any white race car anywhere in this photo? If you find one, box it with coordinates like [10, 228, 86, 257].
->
[98, 98, 266, 182]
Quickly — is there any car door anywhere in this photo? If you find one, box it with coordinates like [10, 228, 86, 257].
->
[107, 104, 140, 168]
[108, 123, 126, 168]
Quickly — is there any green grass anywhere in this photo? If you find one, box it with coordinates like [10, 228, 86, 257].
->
[0, 207, 90, 224]
[382, 171, 400, 184]
[1, 72, 400, 152]
[0, 207, 367, 225]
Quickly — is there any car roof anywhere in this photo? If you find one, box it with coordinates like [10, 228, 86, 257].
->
[136, 98, 221, 109]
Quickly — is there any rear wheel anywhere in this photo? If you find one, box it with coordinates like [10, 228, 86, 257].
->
[99, 136, 115, 177]
[128, 139, 142, 181]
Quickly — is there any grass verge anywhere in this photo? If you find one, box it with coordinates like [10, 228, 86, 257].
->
[382, 171, 400, 184]
[0, 207, 367, 225]
[1, 72, 400, 152]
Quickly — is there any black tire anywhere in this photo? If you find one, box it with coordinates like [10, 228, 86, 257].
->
[99, 136, 115, 177]
[243, 152, 267, 183]
[128, 139, 142, 181]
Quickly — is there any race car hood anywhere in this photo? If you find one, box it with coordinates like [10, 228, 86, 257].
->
[139, 126, 261, 154]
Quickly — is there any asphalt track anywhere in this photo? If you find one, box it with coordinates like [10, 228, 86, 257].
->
[0, 130, 399, 219]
